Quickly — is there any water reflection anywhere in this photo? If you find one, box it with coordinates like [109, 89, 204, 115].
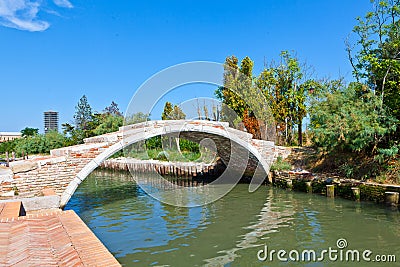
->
[65, 170, 400, 267]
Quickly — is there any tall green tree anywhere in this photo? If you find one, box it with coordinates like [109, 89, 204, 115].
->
[347, 0, 400, 119]
[104, 101, 122, 117]
[215, 56, 247, 119]
[73, 95, 93, 131]
[161, 102, 186, 120]
[92, 115, 123, 135]
[255, 51, 308, 145]
[216, 55, 268, 139]
[162, 102, 173, 120]
[344, 0, 400, 156]
[171, 105, 186, 120]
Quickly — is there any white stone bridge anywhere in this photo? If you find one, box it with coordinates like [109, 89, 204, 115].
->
[0, 120, 289, 208]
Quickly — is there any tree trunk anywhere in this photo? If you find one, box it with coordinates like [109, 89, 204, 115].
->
[298, 121, 303, 147]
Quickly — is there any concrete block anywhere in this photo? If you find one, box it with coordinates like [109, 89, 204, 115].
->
[20, 195, 60, 211]
[10, 161, 38, 174]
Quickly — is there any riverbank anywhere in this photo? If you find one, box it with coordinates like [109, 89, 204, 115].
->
[271, 170, 400, 206]
[100, 157, 225, 178]
[273, 147, 400, 207]
[101, 155, 400, 207]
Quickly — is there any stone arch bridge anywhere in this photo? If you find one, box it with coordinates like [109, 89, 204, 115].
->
[1, 120, 289, 208]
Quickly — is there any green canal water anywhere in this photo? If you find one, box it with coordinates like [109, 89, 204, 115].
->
[65, 170, 400, 267]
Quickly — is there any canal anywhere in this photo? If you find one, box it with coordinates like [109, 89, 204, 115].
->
[65, 170, 400, 266]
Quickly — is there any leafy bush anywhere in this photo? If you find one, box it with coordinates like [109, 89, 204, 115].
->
[145, 136, 162, 150]
[13, 131, 67, 155]
[309, 82, 397, 154]
[270, 156, 291, 171]
[179, 139, 199, 153]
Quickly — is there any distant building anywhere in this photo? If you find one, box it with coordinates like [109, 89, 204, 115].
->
[44, 111, 59, 133]
[0, 132, 22, 142]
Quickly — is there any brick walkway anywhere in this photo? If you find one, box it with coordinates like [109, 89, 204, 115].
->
[0, 210, 121, 266]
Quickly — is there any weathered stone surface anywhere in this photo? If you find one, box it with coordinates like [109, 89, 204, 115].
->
[1, 191, 14, 197]
[0, 168, 13, 183]
[20, 195, 60, 211]
[9, 161, 37, 174]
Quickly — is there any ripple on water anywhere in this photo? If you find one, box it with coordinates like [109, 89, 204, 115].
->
[66, 171, 400, 267]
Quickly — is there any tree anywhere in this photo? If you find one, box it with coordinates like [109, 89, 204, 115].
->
[21, 127, 39, 137]
[104, 101, 122, 117]
[161, 102, 186, 120]
[162, 102, 173, 120]
[344, 0, 400, 158]
[266, 51, 306, 145]
[215, 56, 247, 120]
[93, 115, 123, 135]
[171, 105, 186, 120]
[125, 112, 150, 124]
[347, 0, 400, 120]
[309, 82, 397, 154]
[73, 95, 93, 131]
[216, 55, 268, 138]
[14, 131, 67, 155]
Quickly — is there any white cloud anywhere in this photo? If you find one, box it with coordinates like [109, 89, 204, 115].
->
[0, 0, 72, 32]
[53, 0, 72, 8]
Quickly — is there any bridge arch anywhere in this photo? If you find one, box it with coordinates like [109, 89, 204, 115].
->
[60, 120, 274, 208]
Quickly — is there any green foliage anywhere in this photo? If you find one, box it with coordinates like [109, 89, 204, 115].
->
[73, 95, 93, 131]
[125, 112, 150, 124]
[258, 51, 308, 145]
[179, 139, 200, 153]
[348, 0, 400, 122]
[309, 82, 397, 154]
[13, 131, 67, 155]
[215, 55, 248, 121]
[156, 151, 169, 161]
[92, 114, 123, 136]
[161, 102, 173, 120]
[63, 99, 125, 145]
[143, 136, 199, 153]
[270, 156, 291, 171]
[20, 127, 39, 137]
[216, 55, 275, 139]
[216, 52, 310, 144]
[161, 102, 186, 120]
[145, 136, 162, 150]
[0, 140, 17, 154]
[128, 148, 201, 162]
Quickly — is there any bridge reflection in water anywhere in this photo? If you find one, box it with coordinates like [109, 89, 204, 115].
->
[66, 169, 400, 266]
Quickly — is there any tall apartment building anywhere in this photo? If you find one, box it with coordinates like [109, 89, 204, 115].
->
[44, 111, 59, 133]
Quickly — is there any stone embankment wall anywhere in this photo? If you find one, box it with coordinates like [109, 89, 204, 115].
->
[100, 158, 225, 178]
[271, 171, 400, 205]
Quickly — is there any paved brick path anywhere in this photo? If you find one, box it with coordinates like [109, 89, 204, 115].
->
[0, 210, 121, 266]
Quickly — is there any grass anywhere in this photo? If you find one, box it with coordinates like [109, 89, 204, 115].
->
[270, 156, 291, 171]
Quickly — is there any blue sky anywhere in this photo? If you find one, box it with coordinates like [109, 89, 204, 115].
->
[0, 0, 372, 132]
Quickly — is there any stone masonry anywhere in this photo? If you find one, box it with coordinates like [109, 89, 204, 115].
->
[0, 120, 289, 208]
